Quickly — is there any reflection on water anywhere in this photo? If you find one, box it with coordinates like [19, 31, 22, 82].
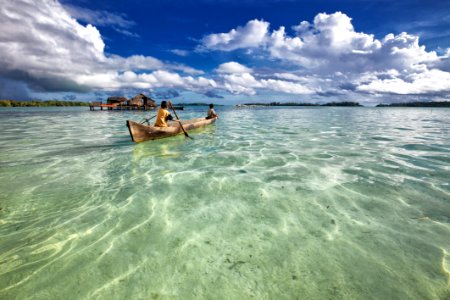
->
[0, 106, 449, 299]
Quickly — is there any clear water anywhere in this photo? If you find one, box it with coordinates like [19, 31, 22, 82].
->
[0, 106, 449, 299]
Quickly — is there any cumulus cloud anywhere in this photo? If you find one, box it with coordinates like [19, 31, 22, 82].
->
[220, 73, 314, 96]
[0, 0, 208, 95]
[222, 73, 261, 95]
[357, 69, 450, 94]
[259, 79, 314, 94]
[201, 11, 450, 98]
[2, 1, 450, 102]
[215, 62, 314, 95]
[269, 12, 440, 74]
[0, 1, 105, 82]
[200, 19, 269, 51]
[216, 62, 253, 73]
[273, 73, 302, 81]
[75, 70, 217, 92]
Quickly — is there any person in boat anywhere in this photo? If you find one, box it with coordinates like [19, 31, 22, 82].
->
[206, 103, 218, 119]
[154, 101, 174, 127]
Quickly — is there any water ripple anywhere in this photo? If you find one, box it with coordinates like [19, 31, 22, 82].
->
[0, 106, 449, 299]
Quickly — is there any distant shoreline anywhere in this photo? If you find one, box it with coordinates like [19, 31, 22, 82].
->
[174, 102, 225, 106]
[1, 99, 450, 108]
[0, 100, 89, 107]
[237, 101, 362, 107]
[237, 101, 450, 107]
[376, 101, 450, 107]
[0, 100, 222, 108]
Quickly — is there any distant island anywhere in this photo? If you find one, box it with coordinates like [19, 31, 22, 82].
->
[376, 101, 450, 107]
[238, 101, 362, 107]
[174, 102, 224, 106]
[320, 101, 362, 107]
[0, 100, 90, 107]
[4, 99, 448, 108]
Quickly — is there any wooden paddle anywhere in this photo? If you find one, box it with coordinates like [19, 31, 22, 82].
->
[140, 115, 156, 125]
[169, 101, 192, 139]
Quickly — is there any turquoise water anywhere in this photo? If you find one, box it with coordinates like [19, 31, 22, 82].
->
[0, 106, 449, 299]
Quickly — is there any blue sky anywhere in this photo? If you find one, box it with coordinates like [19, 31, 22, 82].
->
[1, 0, 450, 105]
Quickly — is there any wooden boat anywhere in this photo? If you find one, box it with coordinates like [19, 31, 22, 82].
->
[126, 117, 217, 142]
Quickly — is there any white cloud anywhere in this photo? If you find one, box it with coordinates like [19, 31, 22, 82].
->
[1, 2, 449, 102]
[77, 70, 216, 92]
[273, 73, 309, 82]
[108, 55, 164, 71]
[64, 4, 135, 28]
[357, 69, 450, 94]
[221, 73, 260, 95]
[216, 62, 253, 74]
[0, 0, 106, 84]
[171, 49, 189, 56]
[0, 0, 207, 93]
[166, 64, 205, 76]
[268, 12, 421, 73]
[216, 65, 314, 96]
[201, 11, 450, 98]
[260, 79, 314, 94]
[112, 28, 140, 38]
[63, 4, 141, 38]
[201, 19, 269, 51]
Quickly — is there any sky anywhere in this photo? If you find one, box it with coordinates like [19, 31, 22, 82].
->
[1, 0, 450, 105]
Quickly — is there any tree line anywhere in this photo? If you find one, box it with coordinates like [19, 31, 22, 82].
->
[241, 101, 362, 106]
[0, 100, 90, 107]
[376, 101, 450, 107]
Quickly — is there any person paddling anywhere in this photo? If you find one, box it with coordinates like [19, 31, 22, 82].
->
[206, 103, 218, 119]
[154, 100, 174, 127]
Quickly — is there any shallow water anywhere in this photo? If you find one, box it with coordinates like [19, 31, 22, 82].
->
[0, 106, 449, 299]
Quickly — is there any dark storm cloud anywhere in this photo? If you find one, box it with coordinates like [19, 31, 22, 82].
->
[0, 77, 32, 100]
[152, 89, 181, 99]
[0, 70, 90, 93]
[203, 90, 224, 98]
[62, 94, 77, 100]
[338, 83, 358, 91]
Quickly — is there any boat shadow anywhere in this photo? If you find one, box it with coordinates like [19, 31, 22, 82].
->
[132, 136, 185, 160]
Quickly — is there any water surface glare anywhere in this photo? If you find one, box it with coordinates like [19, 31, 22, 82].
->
[0, 106, 449, 299]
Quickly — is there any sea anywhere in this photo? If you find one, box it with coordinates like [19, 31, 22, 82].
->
[0, 106, 449, 299]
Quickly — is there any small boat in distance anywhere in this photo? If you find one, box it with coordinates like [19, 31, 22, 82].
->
[126, 117, 217, 142]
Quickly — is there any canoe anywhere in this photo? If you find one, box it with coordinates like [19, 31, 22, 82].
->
[126, 117, 217, 142]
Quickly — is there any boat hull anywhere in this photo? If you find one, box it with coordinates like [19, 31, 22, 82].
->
[126, 117, 217, 142]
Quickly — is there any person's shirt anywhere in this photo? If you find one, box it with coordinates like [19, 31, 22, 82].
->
[154, 108, 171, 127]
[207, 108, 216, 118]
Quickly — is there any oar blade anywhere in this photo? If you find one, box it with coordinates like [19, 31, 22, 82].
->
[170, 101, 193, 139]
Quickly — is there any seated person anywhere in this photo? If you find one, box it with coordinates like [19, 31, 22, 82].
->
[154, 101, 173, 127]
[206, 103, 218, 119]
